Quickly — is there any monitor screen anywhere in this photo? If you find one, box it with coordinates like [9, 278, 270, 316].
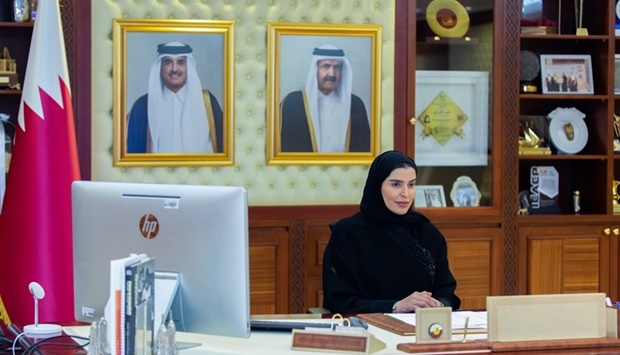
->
[72, 181, 251, 339]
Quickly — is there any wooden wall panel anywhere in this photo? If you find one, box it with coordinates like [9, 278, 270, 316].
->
[448, 240, 492, 310]
[442, 226, 502, 310]
[528, 239, 563, 294]
[305, 220, 332, 310]
[563, 240, 600, 293]
[249, 222, 290, 314]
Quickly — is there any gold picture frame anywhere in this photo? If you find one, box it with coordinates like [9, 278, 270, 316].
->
[112, 19, 235, 166]
[266, 22, 381, 165]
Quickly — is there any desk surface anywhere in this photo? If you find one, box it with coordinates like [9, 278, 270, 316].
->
[62, 320, 620, 355]
[64, 321, 481, 355]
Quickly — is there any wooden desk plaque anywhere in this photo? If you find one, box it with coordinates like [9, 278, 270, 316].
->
[488, 337, 620, 352]
[291, 327, 386, 354]
[356, 313, 415, 336]
[397, 340, 490, 354]
[487, 293, 606, 342]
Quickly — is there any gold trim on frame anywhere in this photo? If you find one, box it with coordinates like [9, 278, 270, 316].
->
[112, 19, 235, 167]
[266, 22, 382, 165]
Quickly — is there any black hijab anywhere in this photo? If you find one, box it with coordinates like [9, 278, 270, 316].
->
[359, 150, 427, 226]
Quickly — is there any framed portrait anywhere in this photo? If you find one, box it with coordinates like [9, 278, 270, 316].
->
[415, 185, 447, 208]
[414, 70, 489, 166]
[540, 54, 594, 95]
[112, 19, 235, 166]
[266, 22, 382, 165]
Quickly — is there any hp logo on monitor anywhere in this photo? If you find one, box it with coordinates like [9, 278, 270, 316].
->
[139, 214, 159, 239]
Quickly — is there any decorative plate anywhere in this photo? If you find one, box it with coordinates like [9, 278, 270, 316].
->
[426, 0, 470, 38]
[548, 107, 588, 154]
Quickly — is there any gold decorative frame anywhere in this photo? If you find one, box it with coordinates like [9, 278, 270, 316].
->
[266, 22, 381, 165]
[112, 19, 234, 166]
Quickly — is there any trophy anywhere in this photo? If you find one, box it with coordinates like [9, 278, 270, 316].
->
[613, 180, 620, 214]
[520, 50, 540, 93]
[519, 117, 550, 155]
[614, 115, 620, 152]
[575, 0, 588, 35]
[572, 190, 580, 214]
[0, 47, 19, 90]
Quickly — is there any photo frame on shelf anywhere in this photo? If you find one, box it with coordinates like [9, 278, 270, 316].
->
[450, 176, 481, 207]
[112, 19, 235, 167]
[414, 185, 447, 208]
[615, 55, 620, 94]
[414, 70, 489, 166]
[540, 54, 594, 95]
[266, 22, 381, 165]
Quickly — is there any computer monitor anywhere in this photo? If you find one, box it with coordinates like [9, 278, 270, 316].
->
[71, 181, 251, 339]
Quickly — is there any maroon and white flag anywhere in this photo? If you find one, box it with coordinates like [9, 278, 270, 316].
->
[0, 0, 80, 325]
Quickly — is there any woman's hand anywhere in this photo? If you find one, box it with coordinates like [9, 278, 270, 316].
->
[393, 291, 444, 313]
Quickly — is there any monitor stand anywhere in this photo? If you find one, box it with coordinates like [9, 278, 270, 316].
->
[154, 271, 200, 350]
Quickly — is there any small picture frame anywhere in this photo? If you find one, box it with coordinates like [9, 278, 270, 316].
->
[540, 54, 593, 94]
[614, 55, 620, 94]
[450, 176, 482, 207]
[415, 185, 447, 208]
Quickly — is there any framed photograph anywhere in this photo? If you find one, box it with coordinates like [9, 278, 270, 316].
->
[415, 185, 447, 208]
[112, 19, 235, 166]
[540, 54, 594, 95]
[266, 22, 382, 165]
[450, 176, 482, 207]
[615, 55, 620, 94]
[414, 70, 489, 166]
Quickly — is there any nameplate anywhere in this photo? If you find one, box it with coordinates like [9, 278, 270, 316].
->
[291, 328, 386, 354]
[0, 73, 17, 86]
[487, 293, 606, 342]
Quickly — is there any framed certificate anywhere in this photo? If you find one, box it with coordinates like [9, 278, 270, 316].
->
[414, 70, 489, 166]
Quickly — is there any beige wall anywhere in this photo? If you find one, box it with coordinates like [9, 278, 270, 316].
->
[91, 0, 395, 206]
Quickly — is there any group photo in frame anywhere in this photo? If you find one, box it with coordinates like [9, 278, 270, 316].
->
[540, 54, 594, 95]
[266, 22, 382, 165]
[414, 70, 489, 167]
[112, 19, 235, 166]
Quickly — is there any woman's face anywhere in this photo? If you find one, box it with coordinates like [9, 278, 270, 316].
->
[381, 166, 416, 215]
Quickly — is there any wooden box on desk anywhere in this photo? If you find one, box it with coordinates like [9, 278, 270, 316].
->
[486, 293, 607, 342]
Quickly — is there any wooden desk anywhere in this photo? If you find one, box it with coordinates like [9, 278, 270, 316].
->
[62, 322, 620, 355]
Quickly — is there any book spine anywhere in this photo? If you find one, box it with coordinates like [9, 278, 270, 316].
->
[125, 266, 136, 355]
[109, 259, 125, 355]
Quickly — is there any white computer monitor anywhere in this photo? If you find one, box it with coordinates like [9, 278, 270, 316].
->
[71, 181, 251, 339]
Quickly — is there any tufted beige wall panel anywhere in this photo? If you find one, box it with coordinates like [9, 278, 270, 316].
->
[91, 0, 395, 206]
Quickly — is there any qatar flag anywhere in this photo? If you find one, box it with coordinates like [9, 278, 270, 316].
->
[0, 0, 80, 326]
